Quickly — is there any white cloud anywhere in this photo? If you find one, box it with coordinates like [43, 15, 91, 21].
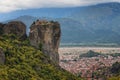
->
[0, 0, 120, 13]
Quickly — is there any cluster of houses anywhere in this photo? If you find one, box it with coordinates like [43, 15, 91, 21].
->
[60, 54, 120, 80]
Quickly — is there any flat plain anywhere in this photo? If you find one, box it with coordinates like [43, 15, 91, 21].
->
[59, 47, 120, 55]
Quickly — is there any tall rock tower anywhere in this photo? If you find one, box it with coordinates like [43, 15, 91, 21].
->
[29, 20, 61, 64]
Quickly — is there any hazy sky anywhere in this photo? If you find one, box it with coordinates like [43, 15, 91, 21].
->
[0, 0, 120, 13]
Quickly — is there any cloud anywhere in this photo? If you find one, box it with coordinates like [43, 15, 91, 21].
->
[0, 0, 120, 13]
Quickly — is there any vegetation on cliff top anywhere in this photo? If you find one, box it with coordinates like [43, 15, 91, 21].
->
[0, 34, 82, 80]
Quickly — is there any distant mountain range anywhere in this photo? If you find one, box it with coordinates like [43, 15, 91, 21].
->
[2, 2, 120, 45]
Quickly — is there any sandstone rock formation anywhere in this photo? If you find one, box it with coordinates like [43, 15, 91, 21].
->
[29, 20, 61, 64]
[0, 48, 5, 64]
[0, 23, 4, 35]
[0, 23, 4, 28]
[3, 21, 27, 40]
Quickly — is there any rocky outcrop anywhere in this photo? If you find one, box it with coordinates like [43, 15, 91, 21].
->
[0, 23, 4, 28]
[0, 48, 5, 64]
[0, 23, 4, 35]
[3, 21, 27, 40]
[29, 20, 61, 64]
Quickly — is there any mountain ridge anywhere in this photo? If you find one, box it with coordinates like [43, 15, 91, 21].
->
[2, 2, 120, 45]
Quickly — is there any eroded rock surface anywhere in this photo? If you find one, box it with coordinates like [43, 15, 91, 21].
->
[3, 21, 27, 40]
[0, 23, 4, 35]
[29, 20, 61, 64]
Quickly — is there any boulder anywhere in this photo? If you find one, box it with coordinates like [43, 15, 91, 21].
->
[0, 23, 4, 35]
[29, 20, 61, 64]
[3, 21, 27, 40]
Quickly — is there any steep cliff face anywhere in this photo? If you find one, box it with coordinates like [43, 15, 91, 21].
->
[29, 20, 61, 64]
[3, 21, 27, 40]
[0, 23, 4, 35]
[0, 48, 5, 64]
[0, 23, 4, 27]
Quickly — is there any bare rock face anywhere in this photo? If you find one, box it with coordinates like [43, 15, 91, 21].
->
[0, 23, 4, 35]
[0, 23, 4, 28]
[0, 48, 5, 64]
[29, 20, 61, 64]
[3, 21, 27, 40]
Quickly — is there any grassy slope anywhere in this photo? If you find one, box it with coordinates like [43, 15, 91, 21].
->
[0, 35, 82, 80]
